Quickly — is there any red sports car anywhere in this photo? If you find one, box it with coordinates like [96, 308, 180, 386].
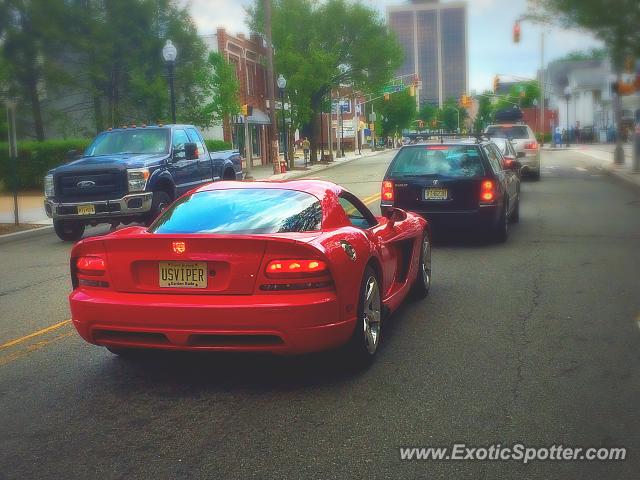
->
[69, 180, 431, 362]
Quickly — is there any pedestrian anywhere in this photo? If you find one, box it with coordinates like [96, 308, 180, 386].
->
[302, 137, 310, 165]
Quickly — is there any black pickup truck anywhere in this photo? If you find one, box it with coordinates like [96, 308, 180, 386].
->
[44, 124, 242, 241]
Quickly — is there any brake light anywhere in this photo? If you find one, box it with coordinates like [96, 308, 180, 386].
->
[266, 259, 327, 276]
[76, 256, 106, 276]
[381, 181, 394, 202]
[525, 141, 538, 150]
[480, 180, 495, 203]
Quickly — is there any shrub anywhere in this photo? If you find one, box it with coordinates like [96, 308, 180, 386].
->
[0, 139, 92, 191]
[205, 139, 232, 152]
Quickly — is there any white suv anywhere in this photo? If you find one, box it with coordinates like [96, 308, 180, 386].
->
[485, 124, 540, 180]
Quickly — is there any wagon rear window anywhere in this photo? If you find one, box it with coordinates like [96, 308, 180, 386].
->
[150, 189, 322, 234]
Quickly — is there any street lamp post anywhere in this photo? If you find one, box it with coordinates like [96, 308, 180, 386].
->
[162, 40, 177, 124]
[5, 100, 19, 225]
[277, 74, 289, 169]
[340, 102, 345, 158]
[564, 86, 571, 147]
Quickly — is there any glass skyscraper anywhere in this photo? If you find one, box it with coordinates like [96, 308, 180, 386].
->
[387, 0, 468, 108]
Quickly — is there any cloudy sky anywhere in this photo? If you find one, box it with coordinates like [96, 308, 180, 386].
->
[184, 0, 602, 92]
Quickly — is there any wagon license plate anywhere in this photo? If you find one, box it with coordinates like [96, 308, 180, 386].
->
[159, 262, 207, 289]
[77, 204, 95, 215]
[425, 188, 448, 200]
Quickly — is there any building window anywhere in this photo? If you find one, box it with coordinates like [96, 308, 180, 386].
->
[251, 124, 261, 156]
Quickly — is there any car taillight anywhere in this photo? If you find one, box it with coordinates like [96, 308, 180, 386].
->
[76, 256, 106, 276]
[381, 181, 394, 202]
[525, 141, 538, 150]
[73, 255, 109, 288]
[480, 180, 495, 203]
[262, 259, 331, 291]
[266, 259, 327, 276]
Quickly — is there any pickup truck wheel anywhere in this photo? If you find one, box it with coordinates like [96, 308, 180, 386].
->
[145, 191, 172, 225]
[53, 220, 85, 242]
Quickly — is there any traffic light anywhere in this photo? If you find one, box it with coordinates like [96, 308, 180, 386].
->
[409, 85, 415, 97]
[240, 104, 253, 116]
[384, 93, 390, 101]
[513, 21, 520, 43]
[460, 94, 472, 108]
[493, 76, 500, 94]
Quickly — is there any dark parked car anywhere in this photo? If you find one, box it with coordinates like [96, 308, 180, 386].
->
[380, 139, 520, 242]
[44, 124, 243, 241]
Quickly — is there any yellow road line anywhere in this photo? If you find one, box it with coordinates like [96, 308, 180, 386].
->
[0, 331, 74, 367]
[363, 192, 381, 206]
[0, 319, 72, 350]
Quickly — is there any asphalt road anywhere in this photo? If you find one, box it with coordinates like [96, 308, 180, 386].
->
[1, 149, 639, 479]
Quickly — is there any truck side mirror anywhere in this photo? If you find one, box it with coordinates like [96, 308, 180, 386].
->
[184, 142, 199, 160]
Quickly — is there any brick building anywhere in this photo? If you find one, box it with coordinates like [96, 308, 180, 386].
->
[201, 29, 273, 167]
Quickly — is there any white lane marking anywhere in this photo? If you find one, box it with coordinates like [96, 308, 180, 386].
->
[575, 166, 588, 172]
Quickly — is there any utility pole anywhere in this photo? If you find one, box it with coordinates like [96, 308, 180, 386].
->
[539, 31, 545, 145]
[263, 0, 280, 174]
[6, 100, 19, 225]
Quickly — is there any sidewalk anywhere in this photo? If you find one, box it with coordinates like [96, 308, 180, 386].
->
[245, 147, 392, 181]
[542, 143, 640, 189]
[0, 147, 394, 234]
[0, 192, 51, 225]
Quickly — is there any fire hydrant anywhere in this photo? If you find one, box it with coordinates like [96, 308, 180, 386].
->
[280, 160, 287, 173]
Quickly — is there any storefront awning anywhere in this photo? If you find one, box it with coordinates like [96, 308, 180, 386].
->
[239, 108, 270, 125]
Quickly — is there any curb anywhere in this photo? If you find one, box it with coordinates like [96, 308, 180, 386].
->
[573, 149, 640, 191]
[0, 225, 54, 245]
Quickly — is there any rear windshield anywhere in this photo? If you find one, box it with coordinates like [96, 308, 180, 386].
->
[150, 189, 322, 234]
[486, 126, 529, 139]
[388, 145, 485, 178]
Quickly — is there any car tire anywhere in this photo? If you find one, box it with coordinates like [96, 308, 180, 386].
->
[493, 204, 509, 243]
[510, 196, 520, 224]
[346, 265, 382, 364]
[145, 190, 172, 226]
[411, 232, 432, 299]
[53, 220, 85, 242]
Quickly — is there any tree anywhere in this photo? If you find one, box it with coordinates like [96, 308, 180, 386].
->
[0, 0, 71, 140]
[473, 91, 494, 132]
[438, 98, 468, 132]
[373, 89, 416, 137]
[418, 103, 438, 127]
[197, 52, 240, 128]
[554, 47, 607, 62]
[529, 0, 639, 60]
[247, 0, 402, 161]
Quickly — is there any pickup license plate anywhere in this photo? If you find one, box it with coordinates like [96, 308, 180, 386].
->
[77, 204, 95, 215]
[159, 262, 207, 289]
[425, 188, 448, 200]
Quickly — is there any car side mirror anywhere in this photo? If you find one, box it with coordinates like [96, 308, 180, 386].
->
[516, 151, 526, 159]
[384, 207, 405, 229]
[184, 142, 199, 160]
[503, 156, 518, 170]
[66, 149, 80, 161]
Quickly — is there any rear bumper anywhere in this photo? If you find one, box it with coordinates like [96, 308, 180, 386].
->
[69, 288, 354, 355]
[382, 203, 500, 229]
[45, 192, 153, 220]
[519, 150, 540, 173]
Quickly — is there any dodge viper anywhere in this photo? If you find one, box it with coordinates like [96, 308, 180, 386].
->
[69, 180, 432, 362]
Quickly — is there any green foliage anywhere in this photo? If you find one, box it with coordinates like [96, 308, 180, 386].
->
[247, 0, 402, 154]
[373, 90, 416, 137]
[554, 47, 608, 62]
[438, 98, 468, 132]
[418, 103, 438, 125]
[474, 92, 495, 132]
[494, 81, 541, 111]
[530, 0, 639, 61]
[0, 0, 214, 138]
[196, 52, 241, 128]
[205, 139, 233, 152]
[0, 139, 91, 191]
